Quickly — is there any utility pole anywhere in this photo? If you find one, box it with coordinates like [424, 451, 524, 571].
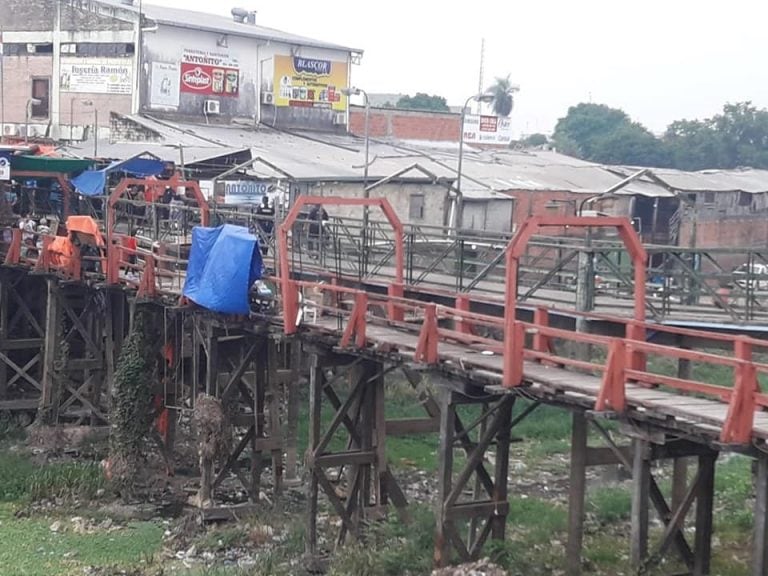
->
[477, 38, 485, 114]
[0, 27, 5, 142]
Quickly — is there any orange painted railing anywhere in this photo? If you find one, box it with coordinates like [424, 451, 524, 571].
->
[3, 215, 768, 445]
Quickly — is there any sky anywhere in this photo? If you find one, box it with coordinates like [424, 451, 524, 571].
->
[152, 0, 768, 137]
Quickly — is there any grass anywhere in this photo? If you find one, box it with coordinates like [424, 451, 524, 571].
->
[0, 452, 105, 503]
[327, 506, 436, 576]
[0, 503, 163, 576]
[508, 496, 568, 538]
[589, 486, 632, 523]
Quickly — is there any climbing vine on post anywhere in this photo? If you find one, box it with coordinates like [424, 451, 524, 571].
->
[109, 306, 160, 489]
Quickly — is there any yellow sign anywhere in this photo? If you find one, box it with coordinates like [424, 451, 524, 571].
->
[274, 55, 348, 112]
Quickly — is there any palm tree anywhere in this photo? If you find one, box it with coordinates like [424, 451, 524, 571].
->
[487, 75, 519, 117]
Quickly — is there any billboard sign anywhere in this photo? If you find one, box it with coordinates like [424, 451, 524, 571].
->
[221, 180, 275, 205]
[60, 58, 133, 94]
[180, 48, 239, 97]
[462, 114, 514, 145]
[273, 55, 348, 112]
[150, 62, 180, 108]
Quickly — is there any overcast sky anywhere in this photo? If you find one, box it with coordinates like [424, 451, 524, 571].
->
[153, 0, 768, 136]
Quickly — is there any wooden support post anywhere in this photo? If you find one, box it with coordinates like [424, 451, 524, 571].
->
[753, 454, 768, 576]
[0, 277, 7, 400]
[285, 339, 301, 483]
[566, 411, 588, 576]
[306, 354, 323, 560]
[671, 457, 689, 514]
[204, 326, 218, 396]
[373, 364, 387, 511]
[104, 292, 116, 405]
[490, 396, 513, 541]
[252, 338, 267, 503]
[191, 317, 201, 408]
[694, 453, 716, 576]
[673, 351, 691, 512]
[267, 339, 283, 496]
[39, 278, 60, 422]
[434, 388, 456, 568]
[630, 438, 650, 568]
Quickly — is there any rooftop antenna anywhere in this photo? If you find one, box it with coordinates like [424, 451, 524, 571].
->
[477, 38, 485, 115]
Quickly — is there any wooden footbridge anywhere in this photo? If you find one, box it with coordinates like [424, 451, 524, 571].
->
[4, 191, 768, 575]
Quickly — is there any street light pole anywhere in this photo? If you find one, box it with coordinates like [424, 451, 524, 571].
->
[342, 86, 372, 269]
[342, 86, 370, 191]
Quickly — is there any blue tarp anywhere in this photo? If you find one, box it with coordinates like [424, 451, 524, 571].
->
[182, 225, 262, 315]
[71, 157, 166, 197]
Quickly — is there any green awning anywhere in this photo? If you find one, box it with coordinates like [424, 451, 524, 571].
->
[10, 155, 95, 174]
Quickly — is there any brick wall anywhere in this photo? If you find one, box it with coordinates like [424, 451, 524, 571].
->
[1, 55, 53, 124]
[680, 217, 768, 249]
[349, 105, 460, 142]
[109, 113, 162, 143]
[62, 93, 132, 128]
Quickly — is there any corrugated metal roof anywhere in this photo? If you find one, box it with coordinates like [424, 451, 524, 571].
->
[651, 168, 768, 194]
[140, 3, 361, 54]
[75, 114, 768, 200]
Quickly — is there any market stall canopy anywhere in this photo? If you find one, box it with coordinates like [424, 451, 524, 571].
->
[10, 155, 94, 173]
[71, 156, 167, 197]
[182, 224, 262, 315]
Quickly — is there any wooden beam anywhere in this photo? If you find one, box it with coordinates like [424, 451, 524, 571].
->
[694, 454, 716, 576]
[631, 438, 650, 568]
[434, 388, 456, 568]
[567, 411, 588, 576]
[306, 354, 323, 558]
[40, 278, 60, 420]
[753, 454, 768, 576]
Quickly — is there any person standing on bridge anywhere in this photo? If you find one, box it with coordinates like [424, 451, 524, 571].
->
[256, 194, 275, 257]
[307, 204, 328, 258]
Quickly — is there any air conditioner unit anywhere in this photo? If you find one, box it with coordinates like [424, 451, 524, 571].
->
[2, 125, 19, 136]
[261, 91, 274, 105]
[204, 100, 220, 115]
[26, 44, 36, 53]
[332, 112, 346, 126]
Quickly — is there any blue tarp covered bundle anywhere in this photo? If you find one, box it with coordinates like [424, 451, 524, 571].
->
[182, 225, 263, 314]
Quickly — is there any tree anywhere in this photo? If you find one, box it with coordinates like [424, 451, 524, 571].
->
[553, 103, 669, 167]
[395, 93, 450, 112]
[663, 102, 768, 170]
[522, 133, 548, 147]
[487, 75, 518, 117]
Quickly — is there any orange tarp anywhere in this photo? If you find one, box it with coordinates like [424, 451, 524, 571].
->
[66, 216, 105, 247]
[47, 236, 74, 269]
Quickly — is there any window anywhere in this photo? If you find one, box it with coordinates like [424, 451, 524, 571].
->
[702, 191, 715, 205]
[31, 78, 50, 118]
[738, 191, 752, 207]
[76, 43, 135, 57]
[409, 193, 425, 220]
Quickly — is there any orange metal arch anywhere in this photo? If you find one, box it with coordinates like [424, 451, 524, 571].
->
[503, 215, 648, 387]
[278, 196, 405, 334]
[107, 173, 210, 239]
[12, 171, 74, 217]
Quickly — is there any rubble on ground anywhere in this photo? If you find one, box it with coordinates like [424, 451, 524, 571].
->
[432, 559, 508, 576]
